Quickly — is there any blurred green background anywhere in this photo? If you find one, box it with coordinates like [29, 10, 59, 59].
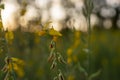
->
[0, 29, 120, 80]
[0, 0, 120, 79]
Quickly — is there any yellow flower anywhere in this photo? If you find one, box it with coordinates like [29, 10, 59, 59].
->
[11, 57, 25, 66]
[37, 30, 47, 36]
[67, 48, 73, 56]
[49, 28, 62, 36]
[8, 62, 13, 72]
[67, 57, 72, 64]
[73, 40, 80, 48]
[53, 36, 58, 42]
[13, 63, 24, 77]
[4, 57, 25, 78]
[5, 31, 14, 44]
[67, 75, 75, 80]
[12, 57, 25, 77]
[5, 31, 14, 40]
[75, 31, 81, 38]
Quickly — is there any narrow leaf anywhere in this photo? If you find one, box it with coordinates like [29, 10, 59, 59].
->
[78, 63, 88, 77]
[88, 69, 101, 80]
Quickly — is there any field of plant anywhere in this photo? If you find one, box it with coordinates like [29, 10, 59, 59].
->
[0, 24, 120, 80]
[0, 0, 120, 80]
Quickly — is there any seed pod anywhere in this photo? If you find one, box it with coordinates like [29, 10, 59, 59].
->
[58, 73, 64, 80]
[57, 52, 66, 64]
[48, 53, 54, 62]
[54, 76, 58, 80]
[5, 57, 11, 64]
[4, 71, 9, 80]
[50, 44, 53, 48]
[1, 64, 8, 72]
[58, 56, 66, 64]
[50, 40, 56, 49]
[48, 49, 55, 62]
[50, 61, 57, 70]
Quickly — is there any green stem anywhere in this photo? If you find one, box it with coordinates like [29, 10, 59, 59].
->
[86, 0, 92, 78]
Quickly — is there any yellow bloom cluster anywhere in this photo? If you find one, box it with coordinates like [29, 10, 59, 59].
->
[2, 57, 25, 78]
[67, 31, 81, 64]
[11, 57, 25, 77]
[36, 21, 62, 37]
[5, 31, 14, 44]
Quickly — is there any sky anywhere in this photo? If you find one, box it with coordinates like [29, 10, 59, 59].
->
[0, 0, 120, 31]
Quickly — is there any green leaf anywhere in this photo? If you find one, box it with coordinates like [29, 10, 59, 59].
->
[88, 69, 101, 80]
[78, 63, 88, 77]
[82, 7, 87, 18]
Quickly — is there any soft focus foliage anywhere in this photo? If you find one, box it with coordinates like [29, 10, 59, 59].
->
[0, 0, 120, 80]
[0, 29, 120, 80]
